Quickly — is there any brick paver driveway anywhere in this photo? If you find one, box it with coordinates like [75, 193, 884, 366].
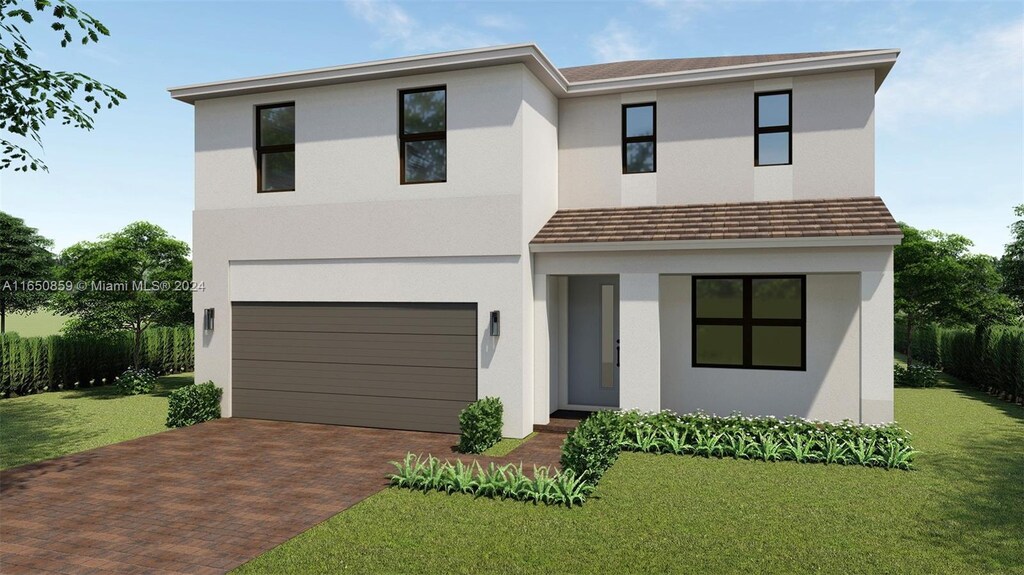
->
[0, 419, 461, 574]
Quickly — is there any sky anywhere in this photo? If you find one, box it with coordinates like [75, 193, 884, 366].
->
[1, 0, 1022, 257]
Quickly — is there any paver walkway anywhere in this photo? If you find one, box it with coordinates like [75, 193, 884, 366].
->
[0, 418, 563, 574]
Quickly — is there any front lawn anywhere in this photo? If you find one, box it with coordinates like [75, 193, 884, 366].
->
[236, 376, 1024, 574]
[0, 373, 193, 469]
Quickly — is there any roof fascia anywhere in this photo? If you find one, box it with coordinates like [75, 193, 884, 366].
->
[529, 235, 904, 253]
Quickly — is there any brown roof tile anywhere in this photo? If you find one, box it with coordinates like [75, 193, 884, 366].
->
[530, 197, 901, 245]
[559, 51, 865, 82]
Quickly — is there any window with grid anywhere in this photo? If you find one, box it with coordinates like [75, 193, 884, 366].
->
[692, 276, 805, 370]
[399, 86, 446, 184]
[256, 103, 295, 192]
[755, 91, 791, 166]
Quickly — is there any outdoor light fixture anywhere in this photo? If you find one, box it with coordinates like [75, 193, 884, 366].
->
[203, 308, 215, 332]
[489, 310, 500, 336]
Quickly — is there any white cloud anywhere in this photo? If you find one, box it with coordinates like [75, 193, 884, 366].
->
[877, 19, 1024, 128]
[642, 0, 708, 30]
[590, 21, 652, 63]
[477, 13, 521, 31]
[347, 0, 499, 53]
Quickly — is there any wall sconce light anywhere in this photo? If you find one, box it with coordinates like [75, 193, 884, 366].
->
[203, 308, 215, 332]
[489, 310, 500, 337]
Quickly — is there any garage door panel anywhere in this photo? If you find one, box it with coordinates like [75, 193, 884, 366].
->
[232, 302, 476, 432]
[233, 360, 475, 401]
[233, 304, 475, 335]
[233, 389, 466, 434]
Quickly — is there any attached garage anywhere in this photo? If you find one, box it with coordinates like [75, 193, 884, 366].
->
[231, 302, 477, 433]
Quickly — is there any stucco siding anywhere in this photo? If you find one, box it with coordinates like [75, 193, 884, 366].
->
[659, 273, 861, 421]
[557, 70, 876, 208]
[194, 64, 526, 211]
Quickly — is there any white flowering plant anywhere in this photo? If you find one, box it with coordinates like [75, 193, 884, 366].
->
[612, 409, 918, 470]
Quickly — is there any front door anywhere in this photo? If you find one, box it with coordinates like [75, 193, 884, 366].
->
[567, 275, 619, 408]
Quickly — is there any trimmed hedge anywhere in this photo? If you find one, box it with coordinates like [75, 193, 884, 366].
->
[457, 397, 503, 454]
[166, 381, 222, 428]
[0, 326, 194, 397]
[895, 319, 1024, 401]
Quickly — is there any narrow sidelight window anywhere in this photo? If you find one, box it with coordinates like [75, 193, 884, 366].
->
[693, 275, 805, 370]
[622, 103, 655, 173]
[256, 103, 295, 192]
[399, 86, 446, 184]
[755, 91, 791, 166]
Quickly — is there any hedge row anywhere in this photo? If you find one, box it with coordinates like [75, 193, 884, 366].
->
[0, 326, 194, 397]
[894, 319, 1024, 401]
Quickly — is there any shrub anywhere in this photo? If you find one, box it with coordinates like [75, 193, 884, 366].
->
[894, 363, 939, 388]
[115, 367, 157, 395]
[389, 453, 594, 507]
[166, 381, 222, 428]
[559, 410, 624, 483]
[457, 397, 503, 454]
[0, 327, 194, 397]
[895, 319, 1024, 401]
[614, 410, 918, 470]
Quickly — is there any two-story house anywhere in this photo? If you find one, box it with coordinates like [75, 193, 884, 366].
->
[170, 44, 901, 438]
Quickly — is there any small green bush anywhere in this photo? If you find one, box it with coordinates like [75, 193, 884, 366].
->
[457, 397, 503, 454]
[559, 410, 624, 483]
[389, 453, 594, 507]
[894, 363, 939, 388]
[166, 381, 222, 428]
[615, 410, 919, 470]
[114, 367, 157, 395]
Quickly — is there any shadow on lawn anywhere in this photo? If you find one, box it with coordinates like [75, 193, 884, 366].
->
[60, 373, 193, 401]
[921, 384, 1024, 570]
[0, 399, 100, 472]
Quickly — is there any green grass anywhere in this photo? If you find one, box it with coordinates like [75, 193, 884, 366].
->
[482, 432, 537, 457]
[0, 373, 193, 469]
[235, 374, 1024, 574]
[3, 309, 71, 337]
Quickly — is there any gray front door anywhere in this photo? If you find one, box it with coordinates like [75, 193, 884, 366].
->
[568, 275, 620, 407]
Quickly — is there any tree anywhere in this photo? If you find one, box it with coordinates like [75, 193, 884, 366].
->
[894, 223, 1015, 365]
[52, 222, 192, 366]
[0, 211, 55, 332]
[999, 204, 1024, 319]
[1, 0, 125, 172]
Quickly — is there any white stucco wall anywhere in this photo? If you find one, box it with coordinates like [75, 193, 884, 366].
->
[521, 69, 560, 430]
[192, 64, 556, 438]
[194, 64, 527, 210]
[558, 69, 876, 208]
[660, 273, 861, 421]
[533, 245, 895, 424]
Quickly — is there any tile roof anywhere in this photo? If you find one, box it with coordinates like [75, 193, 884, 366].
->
[559, 51, 866, 82]
[531, 196, 902, 245]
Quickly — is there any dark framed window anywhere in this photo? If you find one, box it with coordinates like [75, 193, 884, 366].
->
[755, 91, 791, 166]
[692, 275, 806, 370]
[255, 103, 295, 192]
[622, 103, 655, 173]
[399, 86, 446, 184]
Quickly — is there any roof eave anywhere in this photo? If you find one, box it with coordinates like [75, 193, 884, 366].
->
[169, 47, 899, 104]
[168, 43, 568, 104]
[563, 49, 901, 97]
[529, 234, 904, 253]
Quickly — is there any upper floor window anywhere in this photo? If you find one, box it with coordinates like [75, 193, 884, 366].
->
[755, 91, 791, 166]
[399, 86, 446, 184]
[256, 103, 295, 192]
[693, 275, 805, 370]
[622, 103, 655, 173]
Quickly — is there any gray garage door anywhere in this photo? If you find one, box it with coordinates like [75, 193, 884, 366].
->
[232, 302, 477, 434]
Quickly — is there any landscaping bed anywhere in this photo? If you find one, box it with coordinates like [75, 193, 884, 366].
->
[235, 377, 1024, 574]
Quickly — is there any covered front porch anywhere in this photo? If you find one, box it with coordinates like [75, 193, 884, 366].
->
[527, 197, 903, 427]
